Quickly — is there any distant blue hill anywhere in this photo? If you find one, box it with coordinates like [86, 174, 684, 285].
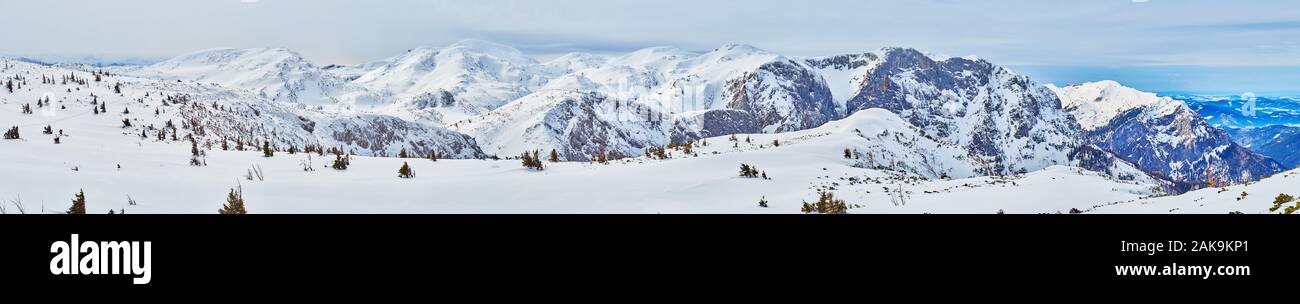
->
[1180, 95, 1300, 168]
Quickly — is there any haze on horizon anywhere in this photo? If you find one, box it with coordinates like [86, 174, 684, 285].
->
[1, 0, 1298, 94]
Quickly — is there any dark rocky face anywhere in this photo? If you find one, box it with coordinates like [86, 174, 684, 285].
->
[722, 59, 842, 133]
[832, 48, 1082, 175]
[1084, 106, 1283, 191]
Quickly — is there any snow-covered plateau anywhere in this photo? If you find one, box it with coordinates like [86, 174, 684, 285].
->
[2, 40, 1297, 214]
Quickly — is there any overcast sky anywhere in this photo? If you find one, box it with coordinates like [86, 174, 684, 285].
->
[2, 0, 1298, 93]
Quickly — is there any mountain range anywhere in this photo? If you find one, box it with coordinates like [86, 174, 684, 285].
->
[11, 39, 1285, 194]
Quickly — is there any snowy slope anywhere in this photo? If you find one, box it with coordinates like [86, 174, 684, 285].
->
[72, 41, 1286, 191]
[0, 70, 1157, 215]
[1092, 169, 1300, 214]
[2, 58, 483, 160]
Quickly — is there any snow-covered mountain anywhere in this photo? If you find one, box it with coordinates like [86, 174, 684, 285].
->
[11, 48, 1300, 214]
[807, 48, 1082, 175]
[106, 41, 1283, 190]
[6, 58, 482, 159]
[130, 48, 356, 106]
[1051, 81, 1283, 191]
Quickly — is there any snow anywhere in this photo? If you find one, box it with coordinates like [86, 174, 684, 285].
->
[0, 73, 1155, 213]
[1050, 80, 1186, 131]
[7, 40, 1293, 214]
[1092, 169, 1300, 214]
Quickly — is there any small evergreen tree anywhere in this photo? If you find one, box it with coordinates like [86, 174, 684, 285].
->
[427, 150, 439, 162]
[800, 191, 848, 214]
[67, 190, 86, 215]
[1269, 193, 1295, 213]
[549, 149, 559, 162]
[218, 187, 247, 214]
[3, 126, 18, 140]
[121, 118, 131, 128]
[844, 148, 852, 159]
[398, 162, 415, 178]
[758, 196, 769, 208]
[521, 150, 544, 170]
[262, 141, 274, 157]
[331, 153, 350, 170]
[738, 163, 760, 178]
[398, 147, 409, 158]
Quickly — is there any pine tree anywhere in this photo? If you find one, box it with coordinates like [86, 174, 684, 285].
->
[113, 82, 122, 94]
[1269, 193, 1295, 213]
[801, 191, 848, 214]
[121, 118, 131, 128]
[3, 126, 18, 140]
[549, 149, 559, 162]
[332, 153, 350, 170]
[262, 141, 274, 157]
[844, 148, 852, 159]
[758, 196, 769, 208]
[427, 150, 439, 162]
[43, 125, 53, 135]
[398, 162, 415, 178]
[521, 150, 544, 170]
[218, 187, 247, 214]
[398, 147, 409, 158]
[67, 190, 86, 214]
